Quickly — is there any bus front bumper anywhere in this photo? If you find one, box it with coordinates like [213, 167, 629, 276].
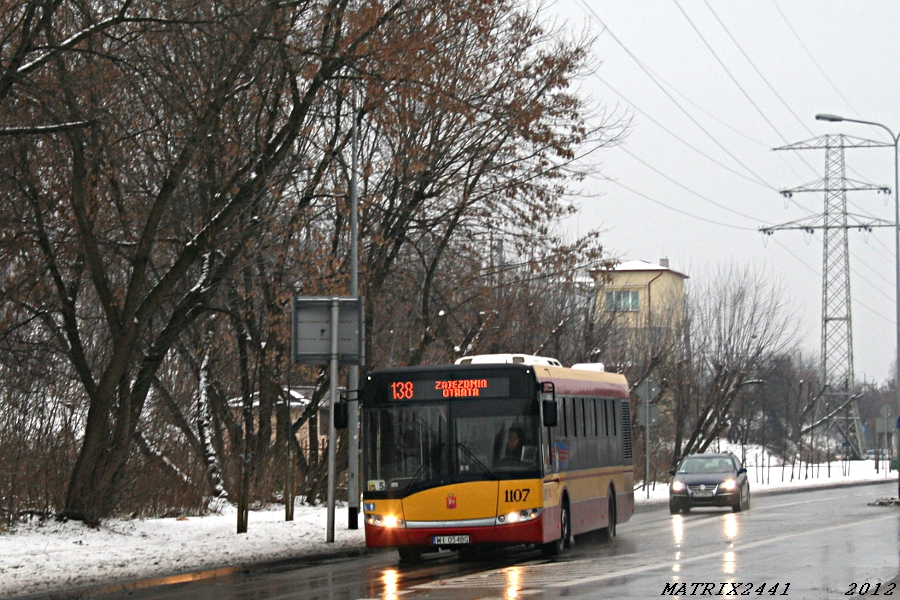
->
[364, 515, 546, 548]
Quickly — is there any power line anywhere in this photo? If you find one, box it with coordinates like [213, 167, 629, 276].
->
[674, 0, 793, 147]
[576, 0, 775, 190]
[768, 236, 892, 326]
[770, 1, 859, 118]
[605, 178, 757, 230]
[617, 144, 770, 224]
[702, 0, 815, 140]
[579, 2, 827, 221]
[594, 76, 774, 190]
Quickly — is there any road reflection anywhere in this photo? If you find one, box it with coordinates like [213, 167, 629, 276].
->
[722, 550, 736, 575]
[504, 566, 521, 598]
[382, 569, 399, 600]
[723, 513, 738, 541]
[672, 514, 684, 546]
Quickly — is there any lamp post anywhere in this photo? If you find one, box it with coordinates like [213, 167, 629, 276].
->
[816, 113, 900, 495]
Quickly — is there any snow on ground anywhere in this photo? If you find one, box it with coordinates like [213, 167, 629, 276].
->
[2, 445, 896, 598]
[1, 503, 366, 598]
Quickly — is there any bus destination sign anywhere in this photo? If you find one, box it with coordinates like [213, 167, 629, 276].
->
[389, 377, 510, 400]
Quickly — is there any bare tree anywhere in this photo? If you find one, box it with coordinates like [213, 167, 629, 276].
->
[0, 0, 627, 521]
[672, 266, 799, 462]
[0, 0, 412, 524]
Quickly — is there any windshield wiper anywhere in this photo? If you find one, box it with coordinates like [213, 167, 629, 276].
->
[456, 442, 498, 479]
[403, 443, 448, 493]
[403, 462, 429, 493]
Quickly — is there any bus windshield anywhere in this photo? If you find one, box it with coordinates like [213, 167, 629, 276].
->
[363, 399, 540, 493]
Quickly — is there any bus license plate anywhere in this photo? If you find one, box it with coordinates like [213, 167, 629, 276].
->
[433, 535, 469, 545]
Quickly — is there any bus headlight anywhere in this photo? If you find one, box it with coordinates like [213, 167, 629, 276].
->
[720, 479, 736, 491]
[365, 514, 405, 528]
[496, 508, 542, 525]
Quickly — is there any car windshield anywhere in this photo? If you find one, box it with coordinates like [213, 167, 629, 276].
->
[677, 456, 733, 474]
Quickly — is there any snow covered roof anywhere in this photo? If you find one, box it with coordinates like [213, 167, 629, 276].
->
[603, 259, 689, 279]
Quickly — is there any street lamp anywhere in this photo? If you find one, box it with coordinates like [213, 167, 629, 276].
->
[816, 113, 900, 495]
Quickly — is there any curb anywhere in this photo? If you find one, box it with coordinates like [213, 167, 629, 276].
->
[12, 546, 378, 600]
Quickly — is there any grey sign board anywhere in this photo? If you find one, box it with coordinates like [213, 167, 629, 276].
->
[636, 404, 659, 426]
[292, 297, 364, 365]
[635, 379, 661, 402]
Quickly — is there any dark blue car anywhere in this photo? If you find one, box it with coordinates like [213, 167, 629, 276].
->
[668, 452, 750, 514]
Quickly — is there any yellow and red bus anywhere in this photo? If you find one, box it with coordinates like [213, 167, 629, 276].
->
[359, 354, 634, 562]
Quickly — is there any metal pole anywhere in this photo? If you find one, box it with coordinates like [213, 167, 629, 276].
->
[762, 387, 768, 483]
[886, 131, 900, 493]
[327, 299, 339, 542]
[876, 127, 897, 492]
[815, 114, 900, 495]
[645, 397, 650, 499]
[347, 88, 361, 529]
[285, 358, 294, 521]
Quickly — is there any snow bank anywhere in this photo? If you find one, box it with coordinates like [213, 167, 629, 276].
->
[0, 503, 365, 598]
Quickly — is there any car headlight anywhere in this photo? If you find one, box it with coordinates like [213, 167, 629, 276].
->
[365, 514, 405, 528]
[671, 481, 686, 492]
[720, 479, 736, 490]
[496, 508, 542, 525]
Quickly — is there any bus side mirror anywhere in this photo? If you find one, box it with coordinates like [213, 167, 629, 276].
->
[334, 402, 348, 429]
[542, 400, 558, 427]
[540, 382, 557, 427]
[334, 390, 359, 430]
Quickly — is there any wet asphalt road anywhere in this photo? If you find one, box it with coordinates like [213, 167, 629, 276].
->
[98, 481, 899, 600]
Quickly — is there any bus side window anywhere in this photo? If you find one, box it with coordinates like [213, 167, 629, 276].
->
[561, 397, 568, 438]
[611, 400, 618, 436]
[572, 397, 578, 438]
[572, 397, 578, 437]
[581, 398, 590, 437]
[602, 399, 609, 437]
[592, 398, 598, 437]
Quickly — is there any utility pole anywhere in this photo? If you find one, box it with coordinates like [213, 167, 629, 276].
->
[762, 134, 892, 460]
[347, 88, 361, 530]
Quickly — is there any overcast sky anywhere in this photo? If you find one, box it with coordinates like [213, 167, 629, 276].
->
[548, 1, 900, 384]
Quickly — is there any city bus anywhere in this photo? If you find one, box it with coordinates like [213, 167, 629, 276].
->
[358, 354, 634, 562]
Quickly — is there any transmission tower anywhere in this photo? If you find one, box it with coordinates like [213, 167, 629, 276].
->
[761, 134, 893, 459]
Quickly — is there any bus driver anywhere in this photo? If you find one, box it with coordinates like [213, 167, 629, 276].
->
[500, 426, 525, 465]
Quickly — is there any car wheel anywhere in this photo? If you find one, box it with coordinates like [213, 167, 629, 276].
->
[541, 500, 570, 557]
[733, 484, 749, 512]
[669, 503, 681, 515]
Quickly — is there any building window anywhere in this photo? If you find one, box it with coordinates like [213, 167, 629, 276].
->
[605, 290, 639, 312]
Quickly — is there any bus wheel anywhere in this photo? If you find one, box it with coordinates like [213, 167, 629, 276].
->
[541, 502, 569, 557]
[398, 547, 422, 564]
[603, 493, 617, 539]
